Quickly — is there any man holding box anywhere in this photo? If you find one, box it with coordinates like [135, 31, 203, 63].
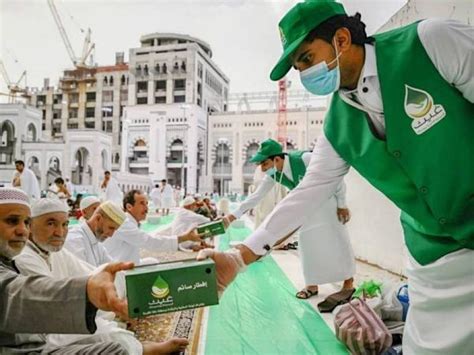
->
[0, 188, 134, 354]
[15, 198, 189, 355]
[224, 138, 355, 299]
[200, 1, 474, 354]
[105, 189, 202, 264]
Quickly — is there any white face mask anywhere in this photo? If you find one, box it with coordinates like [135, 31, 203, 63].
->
[265, 167, 277, 176]
[299, 37, 342, 96]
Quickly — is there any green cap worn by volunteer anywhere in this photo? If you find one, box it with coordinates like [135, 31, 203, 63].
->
[270, 0, 345, 81]
[250, 139, 308, 190]
[249, 139, 283, 163]
[270, 0, 474, 266]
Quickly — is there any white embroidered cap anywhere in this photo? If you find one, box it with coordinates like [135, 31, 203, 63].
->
[31, 198, 68, 218]
[0, 187, 30, 208]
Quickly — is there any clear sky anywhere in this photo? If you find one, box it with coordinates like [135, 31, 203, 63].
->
[0, 0, 405, 96]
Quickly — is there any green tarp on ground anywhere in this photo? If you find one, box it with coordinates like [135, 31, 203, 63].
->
[205, 227, 348, 355]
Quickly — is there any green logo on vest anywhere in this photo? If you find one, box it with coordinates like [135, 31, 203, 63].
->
[151, 275, 170, 299]
[404, 85, 446, 135]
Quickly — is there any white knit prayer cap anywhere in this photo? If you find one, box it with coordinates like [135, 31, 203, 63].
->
[31, 198, 68, 218]
[0, 187, 30, 209]
[99, 201, 126, 225]
[80, 196, 101, 211]
[180, 196, 196, 207]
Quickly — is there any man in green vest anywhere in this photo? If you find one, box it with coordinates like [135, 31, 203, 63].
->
[199, 1, 473, 353]
[224, 138, 355, 300]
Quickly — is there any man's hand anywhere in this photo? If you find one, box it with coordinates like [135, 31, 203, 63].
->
[196, 248, 246, 296]
[178, 228, 205, 243]
[337, 208, 351, 224]
[222, 214, 236, 229]
[86, 262, 134, 319]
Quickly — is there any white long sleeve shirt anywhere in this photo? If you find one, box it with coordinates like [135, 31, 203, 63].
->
[233, 152, 347, 218]
[64, 220, 113, 267]
[243, 19, 474, 255]
[103, 213, 178, 264]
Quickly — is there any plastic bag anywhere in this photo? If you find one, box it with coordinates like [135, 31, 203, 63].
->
[380, 283, 404, 322]
[335, 298, 392, 355]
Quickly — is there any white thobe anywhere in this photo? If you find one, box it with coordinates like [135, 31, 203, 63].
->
[103, 213, 178, 264]
[64, 220, 113, 267]
[250, 166, 287, 228]
[149, 188, 161, 207]
[14, 242, 142, 354]
[242, 20, 474, 354]
[13, 168, 41, 201]
[103, 177, 123, 206]
[160, 185, 174, 208]
[234, 153, 354, 285]
[171, 208, 210, 250]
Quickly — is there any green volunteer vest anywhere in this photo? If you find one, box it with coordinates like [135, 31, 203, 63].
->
[272, 151, 307, 190]
[324, 22, 474, 265]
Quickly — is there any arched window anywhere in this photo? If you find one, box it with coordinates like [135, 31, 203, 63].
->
[26, 123, 37, 141]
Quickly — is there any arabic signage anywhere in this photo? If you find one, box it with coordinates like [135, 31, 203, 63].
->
[197, 220, 226, 238]
[125, 259, 219, 317]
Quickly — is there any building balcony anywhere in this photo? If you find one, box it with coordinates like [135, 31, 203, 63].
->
[130, 158, 149, 168]
[212, 164, 232, 175]
[136, 90, 148, 97]
[85, 116, 95, 122]
[86, 102, 96, 108]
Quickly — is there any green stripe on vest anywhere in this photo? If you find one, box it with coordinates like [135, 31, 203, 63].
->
[324, 22, 474, 265]
[272, 151, 307, 190]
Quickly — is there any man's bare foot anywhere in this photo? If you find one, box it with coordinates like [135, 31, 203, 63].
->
[142, 338, 189, 354]
[342, 277, 354, 290]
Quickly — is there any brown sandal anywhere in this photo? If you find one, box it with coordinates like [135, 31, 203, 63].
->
[317, 288, 355, 312]
[296, 288, 319, 299]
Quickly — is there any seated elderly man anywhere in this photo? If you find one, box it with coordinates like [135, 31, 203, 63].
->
[172, 196, 213, 252]
[15, 198, 188, 354]
[65, 201, 125, 267]
[79, 195, 101, 221]
[104, 189, 202, 264]
[0, 188, 135, 354]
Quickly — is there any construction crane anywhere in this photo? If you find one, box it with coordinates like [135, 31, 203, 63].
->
[0, 59, 29, 103]
[276, 79, 288, 150]
[47, 0, 95, 69]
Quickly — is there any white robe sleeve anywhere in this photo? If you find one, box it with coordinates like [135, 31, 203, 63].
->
[116, 221, 178, 251]
[232, 176, 276, 219]
[419, 19, 474, 103]
[334, 181, 347, 209]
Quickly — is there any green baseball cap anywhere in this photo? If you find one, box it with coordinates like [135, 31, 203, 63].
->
[250, 139, 283, 163]
[270, 0, 346, 81]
